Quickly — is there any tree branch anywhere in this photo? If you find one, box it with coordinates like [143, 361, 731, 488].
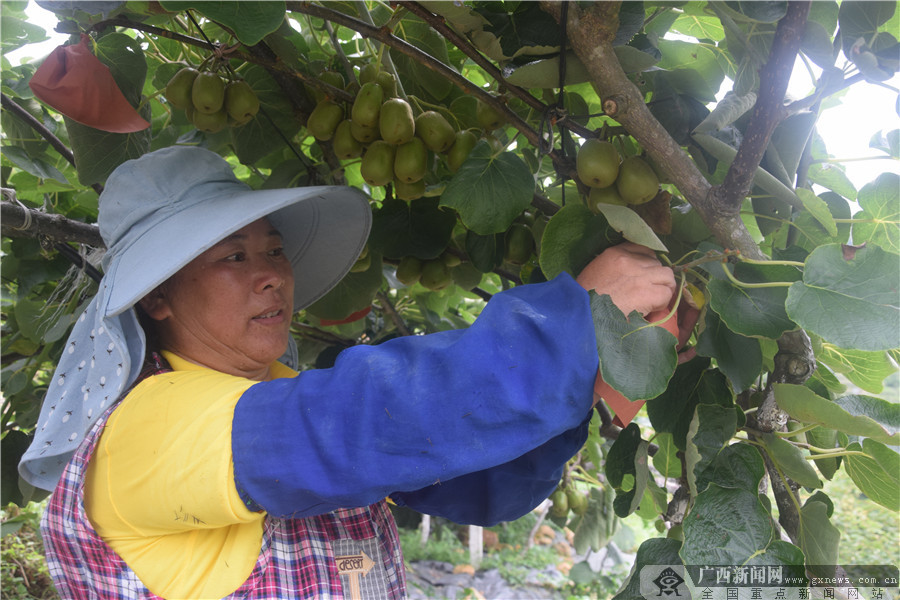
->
[396, 1, 594, 142]
[715, 1, 812, 211]
[0, 94, 106, 196]
[1, 191, 103, 247]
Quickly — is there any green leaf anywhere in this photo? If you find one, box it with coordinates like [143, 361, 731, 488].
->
[305, 250, 383, 321]
[724, 1, 789, 23]
[504, 52, 593, 87]
[686, 404, 740, 496]
[159, 1, 286, 46]
[593, 203, 667, 252]
[786, 243, 900, 351]
[681, 484, 775, 564]
[694, 442, 766, 494]
[647, 357, 734, 450]
[773, 383, 899, 445]
[797, 188, 838, 237]
[440, 142, 534, 235]
[390, 14, 455, 102]
[569, 485, 617, 555]
[651, 432, 682, 479]
[0, 146, 68, 184]
[708, 261, 800, 339]
[838, 0, 896, 55]
[843, 438, 900, 511]
[656, 40, 725, 103]
[807, 160, 858, 201]
[590, 293, 678, 401]
[93, 32, 146, 106]
[605, 423, 651, 518]
[65, 112, 152, 186]
[835, 395, 900, 437]
[612, 538, 684, 600]
[464, 230, 504, 273]
[852, 173, 900, 253]
[806, 425, 840, 480]
[369, 197, 457, 260]
[759, 432, 823, 490]
[538, 203, 619, 279]
[799, 500, 841, 576]
[816, 343, 897, 394]
[1, 14, 50, 53]
[695, 308, 762, 394]
[231, 64, 304, 165]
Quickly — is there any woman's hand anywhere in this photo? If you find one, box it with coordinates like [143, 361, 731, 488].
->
[576, 242, 676, 317]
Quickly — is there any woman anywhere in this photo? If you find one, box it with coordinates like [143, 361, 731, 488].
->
[20, 146, 680, 599]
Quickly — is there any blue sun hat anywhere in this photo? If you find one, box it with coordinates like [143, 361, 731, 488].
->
[19, 146, 372, 491]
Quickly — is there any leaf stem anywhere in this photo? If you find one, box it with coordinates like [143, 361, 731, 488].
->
[720, 262, 794, 288]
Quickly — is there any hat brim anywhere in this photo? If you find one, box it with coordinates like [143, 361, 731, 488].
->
[100, 185, 371, 318]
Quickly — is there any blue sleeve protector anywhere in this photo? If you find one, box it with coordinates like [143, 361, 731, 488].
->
[232, 274, 598, 522]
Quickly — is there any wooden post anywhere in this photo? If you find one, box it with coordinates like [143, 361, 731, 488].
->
[468, 524, 483, 569]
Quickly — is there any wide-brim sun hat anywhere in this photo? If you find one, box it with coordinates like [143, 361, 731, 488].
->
[99, 145, 371, 316]
[19, 145, 372, 491]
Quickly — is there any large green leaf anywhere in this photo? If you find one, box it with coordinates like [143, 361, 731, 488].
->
[799, 499, 840, 579]
[852, 173, 900, 254]
[369, 197, 456, 260]
[590, 293, 678, 401]
[538, 203, 619, 279]
[681, 484, 775, 564]
[656, 40, 725, 102]
[646, 357, 734, 450]
[605, 423, 651, 518]
[686, 403, 740, 496]
[708, 261, 800, 339]
[440, 142, 534, 235]
[65, 108, 151, 186]
[843, 438, 900, 511]
[694, 442, 766, 495]
[159, 1, 285, 46]
[838, 0, 896, 55]
[816, 342, 897, 394]
[695, 308, 762, 394]
[758, 432, 823, 490]
[773, 383, 899, 445]
[786, 243, 900, 351]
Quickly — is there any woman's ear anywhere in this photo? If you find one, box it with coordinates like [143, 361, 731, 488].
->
[138, 286, 171, 321]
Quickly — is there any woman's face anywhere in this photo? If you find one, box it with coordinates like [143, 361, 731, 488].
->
[141, 218, 295, 380]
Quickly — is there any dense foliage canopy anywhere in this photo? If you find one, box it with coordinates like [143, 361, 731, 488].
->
[2, 0, 898, 592]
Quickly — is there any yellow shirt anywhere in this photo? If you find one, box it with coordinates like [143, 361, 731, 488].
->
[84, 351, 297, 599]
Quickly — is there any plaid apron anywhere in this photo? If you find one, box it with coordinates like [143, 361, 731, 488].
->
[41, 385, 408, 599]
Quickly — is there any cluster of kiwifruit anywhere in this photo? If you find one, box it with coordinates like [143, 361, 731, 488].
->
[164, 65, 260, 133]
[576, 138, 660, 211]
[306, 65, 489, 201]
